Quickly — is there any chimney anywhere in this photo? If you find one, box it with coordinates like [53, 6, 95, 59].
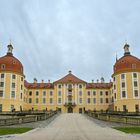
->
[42, 80, 44, 83]
[34, 78, 37, 83]
[69, 70, 72, 74]
[101, 77, 105, 83]
[48, 79, 50, 83]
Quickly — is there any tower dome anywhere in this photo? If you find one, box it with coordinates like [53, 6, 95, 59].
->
[0, 43, 24, 75]
[113, 43, 140, 74]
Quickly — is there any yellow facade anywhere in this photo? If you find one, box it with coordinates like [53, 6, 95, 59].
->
[0, 43, 140, 113]
[112, 72, 140, 112]
[0, 72, 24, 111]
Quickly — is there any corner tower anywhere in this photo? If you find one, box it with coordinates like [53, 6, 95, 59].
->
[0, 43, 25, 111]
[112, 43, 140, 112]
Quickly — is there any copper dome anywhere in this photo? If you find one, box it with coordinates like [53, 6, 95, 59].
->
[0, 44, 24, 75]
[113, 43, 140, 74]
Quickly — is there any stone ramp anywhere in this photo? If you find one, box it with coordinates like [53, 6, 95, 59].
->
[7, 113, 140, 140]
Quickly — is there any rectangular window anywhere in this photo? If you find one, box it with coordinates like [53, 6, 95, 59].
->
[93, 98, 96, 104]
[100, 91, 103, 96]
[21, 77, 23, 81]
[50, 98, 53, 104]
[93, 91, 96, 96]
[87, 98, 90, 104]
[0, 90, 3, 97]
[35, 98, 39, 104]
[106, 98, 109, 104]
[100, 98, 103, 104]
[50, 91, 53, 96]
[133, 73, 137, 78]
[122, 91, 126, 98]
[12, 74, 16, 79]
[58, 91, 61, 96]
[58, 98, 61, 104]
[105, 91, 108, 96]
[79, 91, 82, 96]
[114, 93, 116, 99]
[79, 98, 82, 104]
[12, 83, 15, 88]
[0, 82, 4, 87]
[134, 81, 138, 87]
[43, 91, 46, 96]
[1, 74, 4, 78]
[29, 91, 32, 96]
[36, 91, 39, 96]
[21, 85, 23, 90]
[114, 85, 116, 90]
[134, 90, 139, 97]
[29, 98, 32, 103]
[0, 104, 2, 112]
[43, 98, 46, 104]
[20, 93, 23, 99]
[87, 91, 90, 96]
[122, 82, 125, 88]
[11, 91, 15, 98]
[121, 74, 125, 79]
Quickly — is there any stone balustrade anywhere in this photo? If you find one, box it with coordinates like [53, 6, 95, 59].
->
[86, 111, 140, 125]
[0, 111, 57, 126]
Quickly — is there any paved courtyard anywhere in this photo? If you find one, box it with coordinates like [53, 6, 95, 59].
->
[6, 114, 140, 140]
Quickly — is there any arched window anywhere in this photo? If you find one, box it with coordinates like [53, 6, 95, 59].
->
[79, 85, 82, 89]
[68, 84, 72, 89]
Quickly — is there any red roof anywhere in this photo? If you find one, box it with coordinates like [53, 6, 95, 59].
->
[54, 72, 87, 84]
[114, 55, 140, 74]
[24, 80, 54, 89]
[0, 54, 23, 75]
[86, 83, 112, 89]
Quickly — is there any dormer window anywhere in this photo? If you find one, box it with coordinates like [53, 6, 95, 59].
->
[1, 64, 5, 70]
[132, 64, 136, 69]
[13, 60, 16, 64]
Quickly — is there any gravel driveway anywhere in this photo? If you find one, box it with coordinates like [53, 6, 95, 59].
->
[4, 114, 140, 140]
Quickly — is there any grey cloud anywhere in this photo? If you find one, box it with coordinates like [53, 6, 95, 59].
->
[0, 0, 140, 83]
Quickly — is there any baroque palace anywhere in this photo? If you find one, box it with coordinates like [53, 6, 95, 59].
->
[0, 43, 140, 113]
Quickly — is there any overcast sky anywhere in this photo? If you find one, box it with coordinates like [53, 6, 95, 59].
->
[0, 0, 140, 83]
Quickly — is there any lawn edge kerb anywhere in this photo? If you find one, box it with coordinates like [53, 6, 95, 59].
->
[113, 127, 140, 134]
[0, 128, 33, 136]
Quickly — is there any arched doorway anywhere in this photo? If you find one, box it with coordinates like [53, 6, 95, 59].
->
[67, 107, 73, 113]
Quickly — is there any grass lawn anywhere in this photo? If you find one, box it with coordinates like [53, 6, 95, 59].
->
[113, 127, 140, 134]
[0, 128, 33, 136]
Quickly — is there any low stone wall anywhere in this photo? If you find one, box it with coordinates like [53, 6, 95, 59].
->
[0, 111, 57, 126]
[87, 111, 140, 125]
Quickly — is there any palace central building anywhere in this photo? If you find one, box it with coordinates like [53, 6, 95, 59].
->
[0, 43, 140, 113]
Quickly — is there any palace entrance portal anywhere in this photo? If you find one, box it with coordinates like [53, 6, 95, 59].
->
[67, 107, 73, 113]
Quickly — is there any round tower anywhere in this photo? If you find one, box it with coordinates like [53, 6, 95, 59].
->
[0, 43, 24, 111]
[112, 43, 140, 112]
